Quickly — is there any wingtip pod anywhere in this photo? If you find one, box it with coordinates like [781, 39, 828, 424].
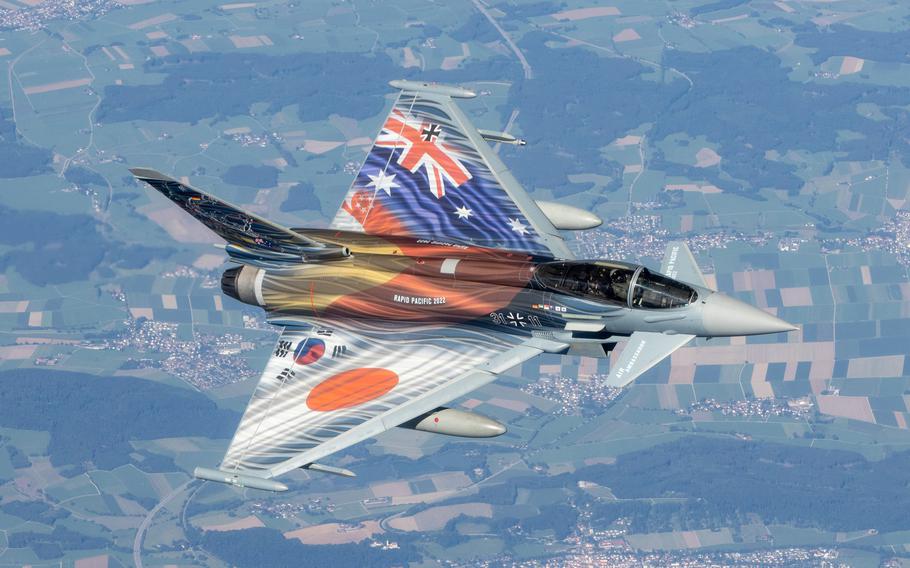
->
[304, 463, 357, 478]
[129, 167, 175, 182]
[194, 467, 288, 492]
[389, 79, 477, 99]
[477, 129, 527, 146]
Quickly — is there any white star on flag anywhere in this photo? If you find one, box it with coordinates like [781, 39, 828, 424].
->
[366, 170, 399, 196]
[508, 217, 529, 235]
[454, 206, 473, 220]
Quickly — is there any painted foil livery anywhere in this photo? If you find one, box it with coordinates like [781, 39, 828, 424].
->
[332, 92, 552, 256]
[221, 322, 523, 473]
[130, 80, 795, 492]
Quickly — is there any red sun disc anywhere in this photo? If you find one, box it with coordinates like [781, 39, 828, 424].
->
[306, 368, 399, 411]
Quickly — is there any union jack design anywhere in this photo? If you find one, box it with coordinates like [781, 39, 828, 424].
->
[375, 110, 472, 199]
[331, 91, 553, 256]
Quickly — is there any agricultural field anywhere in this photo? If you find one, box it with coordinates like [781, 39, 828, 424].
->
[1, 0, 910, 566]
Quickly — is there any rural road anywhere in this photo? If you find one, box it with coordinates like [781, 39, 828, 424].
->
[133, 480, 194, 568]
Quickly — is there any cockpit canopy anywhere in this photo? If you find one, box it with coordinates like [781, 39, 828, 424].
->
[533, 261, 698, 309]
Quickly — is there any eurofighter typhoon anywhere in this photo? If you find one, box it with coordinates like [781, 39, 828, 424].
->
[131, 80, 796, 492]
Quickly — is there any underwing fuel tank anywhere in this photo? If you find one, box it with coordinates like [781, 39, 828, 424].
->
[534, 200, 602, 231]
[194, 467, 288, 491]
[399, 407, 506, 438]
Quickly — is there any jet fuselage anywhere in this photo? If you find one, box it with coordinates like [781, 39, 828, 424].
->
[222, 230, 793, 341]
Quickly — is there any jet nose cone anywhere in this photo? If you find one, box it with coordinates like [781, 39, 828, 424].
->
[701, 293, 797, 337]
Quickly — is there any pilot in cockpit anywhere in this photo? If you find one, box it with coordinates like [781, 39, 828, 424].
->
[608, 268, 631, 302]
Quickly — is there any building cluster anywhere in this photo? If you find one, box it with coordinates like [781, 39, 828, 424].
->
[0, 0, 119, 31]
[160, 266, 220, 287]
[105, 318, 258, 389]
[778, 236, 805, 252]
[249, 499, 321, 519]
[824, 210, 910, 268]
[61, 181, 105, 214]
[104, 284, 127, 303]
[455, 503, 841, 567]
[683, 397, 813, 420]
[574, 213, 770, 266]
[226, 131, 281, 148]
[241, 311, 274, 331]
[668, 12, 697, 29]
[362, 496, 393, 508]
[569, 512, 630, 547]
[577, 214, 669, 261]
[811, 70, 840, 80]
[344, 161, 361, 176]
[494, 546, 839, 568]
[524, 374, 622, 415]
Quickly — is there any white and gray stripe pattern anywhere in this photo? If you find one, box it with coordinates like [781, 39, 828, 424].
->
[221, 319, 521, 472]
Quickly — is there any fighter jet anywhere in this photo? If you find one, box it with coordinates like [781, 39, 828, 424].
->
[131, 80, 795, 492]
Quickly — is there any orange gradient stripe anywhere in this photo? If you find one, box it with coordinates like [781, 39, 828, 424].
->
[306, 368, 399, 411]
[329, 272, 524, 321]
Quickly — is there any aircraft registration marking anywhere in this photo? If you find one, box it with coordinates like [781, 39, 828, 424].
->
[490, 312, 541, 327]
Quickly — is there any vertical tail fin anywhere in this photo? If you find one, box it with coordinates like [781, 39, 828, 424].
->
[131, 168, 346, 262]
[661, 241, 710, 289]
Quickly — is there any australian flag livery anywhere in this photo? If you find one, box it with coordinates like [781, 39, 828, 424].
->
[332, 92, 552, 256]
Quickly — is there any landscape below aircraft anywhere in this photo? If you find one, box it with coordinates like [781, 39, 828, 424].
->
[132, 80, 796, 492]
